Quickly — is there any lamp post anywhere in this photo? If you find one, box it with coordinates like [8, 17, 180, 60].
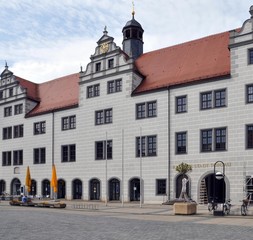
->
[213, 161, 225, 216]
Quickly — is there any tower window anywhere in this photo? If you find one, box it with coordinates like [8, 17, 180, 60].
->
[138, 31, 143, 39]
[126, 30, 130, 38]
[132, 29, 137, 38]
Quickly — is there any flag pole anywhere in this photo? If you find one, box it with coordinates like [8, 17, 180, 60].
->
[140, 127, 142, 208]
[105, 131, 108, 206]
[121, 129, 124, 207]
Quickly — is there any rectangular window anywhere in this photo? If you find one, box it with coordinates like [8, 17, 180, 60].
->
[95, 62, 101, 72]
[176, 95, 187, 113]
[156, 179, 166, 195]
[62, 115, 76, 130]
[87, 84, 100, 98]
[246, 84, 253, 103]
[136, 101, 157, 119]
[215, 128, 226, 151]
[13, 150, 23, 165]
[249, 49, 253, 64]
[201, 128, 227, 152]
[0, 91, 3, 99]
[201, 129, 212, 152]
[246, 125, 253, 149]
[61, 144, 76, 162]
[107, 79, 122, 94]
[14, 125, 23, 138]
[176, 132, 187, 154]
[14, 104, 23, 115]
[108, 59, 114, 69]
[201, 92, 212, 109]
[3, 127, 12, 140]
[34, 148, 46, 164]
[201, 89, 226, 109]
[2, 151, 11, 166]
[95, 109, 112, 125]
[34, 121, 46, 135]
[136, 135, 157, 157]
[214, 89, 226, 107]
[4, 106, 12, 117]
[95, 140, 113, 160]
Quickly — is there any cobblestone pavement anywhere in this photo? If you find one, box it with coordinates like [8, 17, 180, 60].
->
[1, 201, 253, 240]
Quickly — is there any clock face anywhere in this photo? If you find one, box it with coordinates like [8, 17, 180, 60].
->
[100, 42, 109, 53]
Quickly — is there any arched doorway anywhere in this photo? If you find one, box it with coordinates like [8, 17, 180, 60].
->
[109, 178, 120, 201]
[0, 180, 6, 195]
[58, 179, 66, 199]
[72, 179, 82, 199]
[130, 178, 140, 201]
[89, 178, 100, 200]
[41, 179, 50, 197]
[175, 174, 190, 198]
[31, 180, 37, 196]
[199, 173, 226, 204]
[11, 178, 21, 195]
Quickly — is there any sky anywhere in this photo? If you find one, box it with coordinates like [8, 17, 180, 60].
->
[0, 0, 251, 83]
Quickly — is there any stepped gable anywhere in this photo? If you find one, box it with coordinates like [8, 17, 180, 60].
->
[23, 73, 80, 117]
[134, 31, 231, 93]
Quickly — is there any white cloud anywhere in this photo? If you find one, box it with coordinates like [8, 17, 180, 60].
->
[0, 0, 252, 82]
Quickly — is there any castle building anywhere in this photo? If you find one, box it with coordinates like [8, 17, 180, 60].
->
[1, 6, 253, 204]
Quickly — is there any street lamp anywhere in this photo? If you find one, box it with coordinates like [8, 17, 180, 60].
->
[213, 161, 225, 216]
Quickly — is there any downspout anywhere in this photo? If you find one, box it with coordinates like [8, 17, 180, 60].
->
[52, 112, 55, 165]
[167, 87, 171, 201]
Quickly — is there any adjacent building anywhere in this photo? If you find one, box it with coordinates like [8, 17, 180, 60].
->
[1, 6, 253, 204]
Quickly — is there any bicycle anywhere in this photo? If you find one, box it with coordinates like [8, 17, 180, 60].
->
[241, 199, 249, 216]
[223, 199, 232, 215]
[208, 200, 218, 212]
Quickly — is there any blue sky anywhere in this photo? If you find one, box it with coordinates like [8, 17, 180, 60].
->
[0, 0, 251, 83]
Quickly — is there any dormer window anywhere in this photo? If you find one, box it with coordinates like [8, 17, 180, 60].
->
[108, 59, 114, 69]
[96, 62, 101, 72]
[9, 88, 13, 97]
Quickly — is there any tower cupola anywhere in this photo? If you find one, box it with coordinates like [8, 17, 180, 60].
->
[122, 6, 144, 60]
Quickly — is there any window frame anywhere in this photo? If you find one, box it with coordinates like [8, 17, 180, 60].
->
[4, 106, 12, 117]
[2, 151, 11, 166]
[34, 121, 46, 135]
[248, 48, 253, 64]
[95, 140, 113, 160]
[3, 126, 12, 140]
[200, 127, 227, 152]
[108, 58, 114, 69]
[176, 95, 187, 113]
[136, 101, 157, 119]
[156, 179, 167, 195]
[246, 124, 253, 149]
[95, 62, 101, 72]
[95, 108, 112, 125]
[136, 135, 157, 157]
[87, 84, 100, 98]
[246, 84, 253, 104]
[13, 150, 23, 166]
[14, 124, 23, 138]
[62, 115, 76, 131]
[176, 131, 187, 154]
[14, 104, 23, 115]
[61, 144, 76, 162]
[34, 148, 46, 164]
[107, 79, 122, 94]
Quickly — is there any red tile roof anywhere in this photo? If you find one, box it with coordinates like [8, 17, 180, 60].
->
[15, 31, 231, 116]
[134, 31, 231, 93]
[19, 73, 80, 117]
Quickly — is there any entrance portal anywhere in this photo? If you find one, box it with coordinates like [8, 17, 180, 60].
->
[130, 178, 140, 201]
[199, 174, 226, 204]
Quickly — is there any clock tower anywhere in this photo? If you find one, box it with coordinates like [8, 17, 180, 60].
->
[122, 9, 144, 60]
